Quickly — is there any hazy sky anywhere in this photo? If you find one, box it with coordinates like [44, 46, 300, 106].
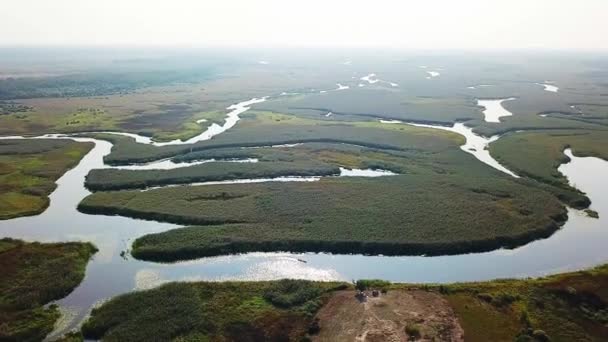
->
[2, 0, 607, 49]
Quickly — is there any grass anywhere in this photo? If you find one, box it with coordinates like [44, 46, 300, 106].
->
[99, 111, 464, 165]
[422, 264, 608, 342]
[0, 139, 93, 220]
[0, 101, 32, 115]
[85, 160, 340, 191]
[0, 93, 230, 144]
[81, 280, 342, 342]
[0, 60, 356, 141]
[79, 164, 567, 260]
[490, 129, 608, 206]
[0, 69, 217, 100]
[256, 87, 481, 124]
[1, 53, 606, 341]
[77, 115, 580, 260]
[84, 141, 434, 191]
[77, 265, 608, 341]
[78, 116, 576, 260]
[0, 238, 97, 342]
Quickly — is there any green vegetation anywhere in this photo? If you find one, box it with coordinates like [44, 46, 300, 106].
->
[0, 56, 355, 140]
[257, 88, 481, 124]
[585, 209, 599, 219]
[79, 115, 580, 260]
[0, 93, 230, 143]
[77, 265, 608, 342]
[427, 264, 608, 342]
[490, 129, 608, 206]
[99, 111, 464, 165]
[0, 139, 93, 220]
[81, 280, 341, 342]
[85, 140, 432, 191]
[3, 51, 608, 341]
[79, 166, 567, 260]
[151, 110, 227, 142]
[75, 110, 595, 260]
[0, 238, 97, 342]
[85, 160, 340, 191]
[355, 279, 391, 292]
[0, 101, 32, 115]
[0, 69, 215, 100]
[405, 324, 422, 340]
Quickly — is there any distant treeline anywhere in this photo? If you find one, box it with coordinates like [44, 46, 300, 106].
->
[0, 101, 33, 114]
[0, 69, 215, 100]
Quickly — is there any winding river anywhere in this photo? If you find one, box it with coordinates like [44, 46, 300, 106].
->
[0, 96, 607, 339]
[97, 97, 268, 146]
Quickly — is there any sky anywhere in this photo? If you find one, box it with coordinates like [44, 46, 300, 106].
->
[2, 0, 607, 50]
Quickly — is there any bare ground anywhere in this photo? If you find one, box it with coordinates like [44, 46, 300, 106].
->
[312, 290, 464, 342]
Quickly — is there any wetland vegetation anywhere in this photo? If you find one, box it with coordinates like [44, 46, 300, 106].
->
[1, 49, 608, 341]
[81, 280, 340, 342]
[81, 166, 568, 260]
[85, 160, 340, 191]
[490, 130, 608, 192]
[0, 139, 92, 220]
[78, 109, 602, 261]
[0, 238, 96, 341]
[438, 264, 608, 342]
[76, 264, 608, 341]
[97, 111, 464, 165]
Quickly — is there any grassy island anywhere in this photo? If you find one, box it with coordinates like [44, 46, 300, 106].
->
[78, 113, 579, 260]
[490, 129, 608, 197]
[80, 169, 567, 261]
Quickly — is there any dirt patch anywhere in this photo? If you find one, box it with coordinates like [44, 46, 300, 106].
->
[312, 290, 464, 342]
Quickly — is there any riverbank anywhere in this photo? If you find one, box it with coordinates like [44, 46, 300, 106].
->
[128, 216, 566, 261]
[0, 238, 96, 341]
[77, 117, 578, 262]
[0, 139, 93, 220]
[79, 167, 567, 262]
[0, 107, 606, 340]
[75, 264, 608, 341]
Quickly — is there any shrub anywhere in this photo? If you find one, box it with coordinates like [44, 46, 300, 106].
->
[493, 292, 520, 307]
[331, 283, 349, 291]
[308, 318, 321, 335]
[477, 293, 494, 303]
[355, 279, 391, 291]
[405, 324, 421, 340]
[520, 309, 531, 327]
[438, 285, 452, 295]
[566, 286, 577, 295]
[263, 280, 322, 309]
[532, 329, 551, 342]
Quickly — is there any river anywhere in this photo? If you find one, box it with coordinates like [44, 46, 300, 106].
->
[0, 97, 606, 339]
